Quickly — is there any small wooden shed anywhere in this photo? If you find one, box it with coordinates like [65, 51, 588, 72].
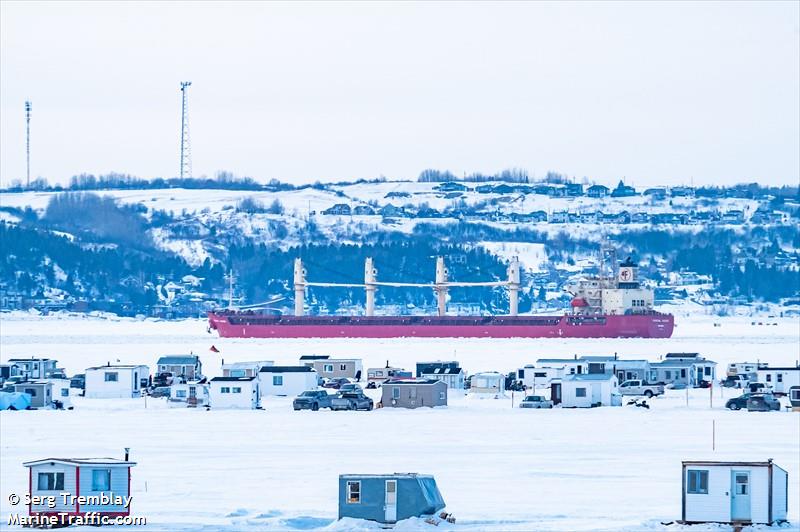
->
[681, 460, 788, 525]
[24, 455, 136, 519]
[339, 473, 445, 524]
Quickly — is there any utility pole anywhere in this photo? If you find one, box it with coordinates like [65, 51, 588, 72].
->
[179, 82, 192, 178]
[25, 101, 31, 188]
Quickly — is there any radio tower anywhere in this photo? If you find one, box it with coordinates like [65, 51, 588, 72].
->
[25, 101, 31, 188]
[179, 81, 192, 178]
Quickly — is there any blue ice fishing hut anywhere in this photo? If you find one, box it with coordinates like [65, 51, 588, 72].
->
[338, 473, 446, 524]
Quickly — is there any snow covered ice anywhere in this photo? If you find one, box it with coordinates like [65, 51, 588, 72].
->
[0, 313, 798, 531]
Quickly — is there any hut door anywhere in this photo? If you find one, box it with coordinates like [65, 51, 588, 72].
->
[730, 471, 751, 521]
[550, 383, 561, 405]
[384, 480, 397, 522]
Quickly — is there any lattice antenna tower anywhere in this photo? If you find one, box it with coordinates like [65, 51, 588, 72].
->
[179, 81, 192, 178]
[25, 100, 32, 188]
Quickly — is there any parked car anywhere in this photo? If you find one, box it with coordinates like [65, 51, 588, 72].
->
[5, 376, 27, 387]
[721, 375, 749, 388]
[292, 390, 333, 411]
[618, 380, 665, 398]
[747, 394, 781, 412]
[321, 377, 350, 389]
[330, 391, 374, 411]
[149, 386, 171, 398]
[339, 383, 363, 394]
[152, 372, 174, 388]
[726, 393, 780, 411]
[69, 374, 85, 390]
[519, 395, 553, 409]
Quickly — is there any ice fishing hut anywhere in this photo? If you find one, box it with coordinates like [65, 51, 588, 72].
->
[681, 460, 788, 525]
[339, 473, 445, 524]
[24, 452, 136, 519]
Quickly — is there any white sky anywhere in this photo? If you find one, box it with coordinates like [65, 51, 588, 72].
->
[1, 1, 798, 187]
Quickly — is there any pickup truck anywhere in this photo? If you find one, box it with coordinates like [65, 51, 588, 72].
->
[519, 395, 553, 409]
[330, 391, 374, 411]
[618, 380, 665, 398]
[293, 390, 333, 411]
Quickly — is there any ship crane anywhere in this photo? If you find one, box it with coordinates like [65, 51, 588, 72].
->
[293, 256, 521, 317]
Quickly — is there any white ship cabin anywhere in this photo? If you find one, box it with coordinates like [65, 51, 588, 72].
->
[681, 460, 788, 525]
[222, 360, 274, 378]
[84, 364, 149, 399]
[469, 372, 505, 397]
[209, 377, 260, 409]
[24, 455, 136, 517]
[600, 259, 654, 316]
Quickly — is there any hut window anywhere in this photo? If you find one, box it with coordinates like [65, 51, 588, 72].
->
[777, 374, 783, 383]
[686, 470, 708, 494]
[37, 472, 64, 491]
[439, 391, 445, 400]
[340, 364, 347, 371]
[346, 481, 361, 503]
[232, 387, 242, 393]
[176, 390, 187, 398]
[575, 388, 587, 398]
[273, 376, 283, 386]
[25, 388, 37, 397]
[392, 388, 400, 399]
[323, 364, 334, 372]
[105, 372, 118, 382]
[91, 469, 111, 491]
[61, 389, 69, 397]
[766, 374, 772, 382]
[221, 387, 231, 394]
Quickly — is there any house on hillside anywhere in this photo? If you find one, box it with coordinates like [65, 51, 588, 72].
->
[681, 460, 788, 525]
[323, 203, 352, 216]
[352, 205, 376, 215]
[550, 211, 569, 223]
[156, 355, 202, 381]
[643, 188, 667, 199]
[259, 366, 318, 397]
[209, 376, 259, 409]
[565, 183, 583, 196]
[552, 373, 619, 408]
[24, 456, 136, 519]
[433, 182, 468, 192]
[611, 181, 637, 197]
[587, 184, 610, 198]
[381, 379, 448, 408]
[84, 364, 149, 399]
[379, 204, 405, 217]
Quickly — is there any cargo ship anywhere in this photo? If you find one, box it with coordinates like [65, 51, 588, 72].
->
[208, 253, 674, 339]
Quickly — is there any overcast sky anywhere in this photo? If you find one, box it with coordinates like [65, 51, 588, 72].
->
[1, 1, 798, 187]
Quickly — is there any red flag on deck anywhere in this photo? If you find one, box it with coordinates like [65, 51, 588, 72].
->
[209, 345, 220, 353]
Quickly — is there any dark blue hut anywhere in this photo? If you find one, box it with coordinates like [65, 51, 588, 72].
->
[338, 473, 445, 524]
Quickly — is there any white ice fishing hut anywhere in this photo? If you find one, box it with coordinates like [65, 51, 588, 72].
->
[682, 460, 788, 525]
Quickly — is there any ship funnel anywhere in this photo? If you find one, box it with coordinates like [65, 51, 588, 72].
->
[435, 256, 449, 316]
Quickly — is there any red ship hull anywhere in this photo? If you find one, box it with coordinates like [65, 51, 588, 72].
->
[207, 312, 674, 339]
